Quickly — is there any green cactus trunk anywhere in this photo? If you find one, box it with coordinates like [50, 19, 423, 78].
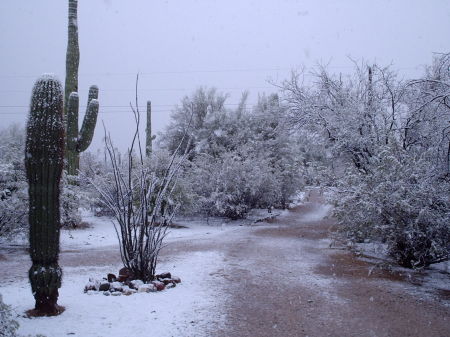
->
[25, 75, 65, 316]
[65, 0, 99, 176]
[146, 100, 156, 156]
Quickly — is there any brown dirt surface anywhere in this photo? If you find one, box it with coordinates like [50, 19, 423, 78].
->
[209, 191, 450, 337]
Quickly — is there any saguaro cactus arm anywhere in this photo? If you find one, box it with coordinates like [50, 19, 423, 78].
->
[67, 92, 79, 152]
[77, 96, 99, 152]
[25, 75, 65, 315]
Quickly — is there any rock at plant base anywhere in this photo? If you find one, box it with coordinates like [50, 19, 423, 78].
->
[166, 282, 176, 289]
[86, 278, 102, 291]
[99, 282, 110, 292]
[118, 267, 134, 282]
[84, 281, 96, 292]
[111, 291, 122, 296]
[122, 286, 136, 296]
[107, 273, 117, 282]
[110, 282, 123, 292]
[103, 291, 111, 296]
[172, 276, 181, 284]
[137, 284, 156, 293]
[156, 272, 171, 280]
[152, 281, 165, 291]
[130, 279, 144, 290]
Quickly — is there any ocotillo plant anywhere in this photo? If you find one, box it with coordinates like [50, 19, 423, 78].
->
[65, 0, 99, 175]
[25, 75, 65, 316]
[146, 100, 156, 156]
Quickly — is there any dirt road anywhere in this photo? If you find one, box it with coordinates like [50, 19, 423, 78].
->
[204, 194, 450, 337]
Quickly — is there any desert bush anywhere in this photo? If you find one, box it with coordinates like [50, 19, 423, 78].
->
[282, 56, 450, 268]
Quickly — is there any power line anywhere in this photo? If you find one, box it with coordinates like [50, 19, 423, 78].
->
[0, 68, 290, 79]
[0, 110, 284, 119]
[0, 103, 249, 109]
[0, 86, 275, 94]
[0, 65, 424, 79]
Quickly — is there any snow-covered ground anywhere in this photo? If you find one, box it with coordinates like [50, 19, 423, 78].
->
[2, 251, 227, 337]
[59, 209, 281, 250]
[0, 208, 281, 337]
[1, 196, 449, 336]
[1, 211, 242, 337]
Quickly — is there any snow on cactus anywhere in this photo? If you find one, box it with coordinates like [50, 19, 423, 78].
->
[25, 75, 65, 316]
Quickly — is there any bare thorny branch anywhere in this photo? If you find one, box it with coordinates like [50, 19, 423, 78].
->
[89, 74, 190, 282]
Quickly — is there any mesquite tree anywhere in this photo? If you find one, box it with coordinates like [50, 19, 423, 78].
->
[65, 0, 99, 176]
[25, 75, 65, 315]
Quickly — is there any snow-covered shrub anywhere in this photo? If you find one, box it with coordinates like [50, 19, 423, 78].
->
[60, 175, 82, 228]
[91, 101, 186, 282]
[78, 151, 118, 217]
[0, 294, 19, 337]
[0, 294, 46, 337]
[282, 57, 450, 268]
[145, 149, 194, 215]
[333, 150, 450, 267]
[0, 126, 28, 239]
[159, 88, 304, 219]
[0, 191, 27, 239]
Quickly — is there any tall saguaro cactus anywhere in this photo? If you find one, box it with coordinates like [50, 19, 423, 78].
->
[65, 0, 99, 175]
[25, 75, 65, 316]
[146, 100, 156, 156]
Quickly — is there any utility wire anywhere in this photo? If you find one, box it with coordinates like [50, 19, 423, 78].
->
[0, 86, 275, 93]
[0, 65, 424, 79]
[0, 103, 249, 108]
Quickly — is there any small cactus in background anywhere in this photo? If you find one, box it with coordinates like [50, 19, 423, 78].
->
[25, 75, 65, 316]
[146, 100, 156, 156]
[65, 0, 99, 175]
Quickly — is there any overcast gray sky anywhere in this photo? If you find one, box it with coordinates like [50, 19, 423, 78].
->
[1, 0, 449, 151]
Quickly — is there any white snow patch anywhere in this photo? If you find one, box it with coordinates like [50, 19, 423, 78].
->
[60, 210, 118, 249]
[298, 204, 332, 222]
[60, 210, 263, 250]
[1, 251, 227, 337]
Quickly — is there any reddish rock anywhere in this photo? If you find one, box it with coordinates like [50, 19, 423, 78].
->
[107, 273, 117, 283]
[152, 281, 165, 291]
[118, 267, 134, 282]
[172, 276, 181, 284]
[156, 272, 171, 280]
[161, 278, 173, 285]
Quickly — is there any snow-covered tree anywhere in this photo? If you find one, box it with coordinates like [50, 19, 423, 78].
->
[282, 59, 450, 268]
[0, 125, 28, 239]
[159, 88, 304, 219]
